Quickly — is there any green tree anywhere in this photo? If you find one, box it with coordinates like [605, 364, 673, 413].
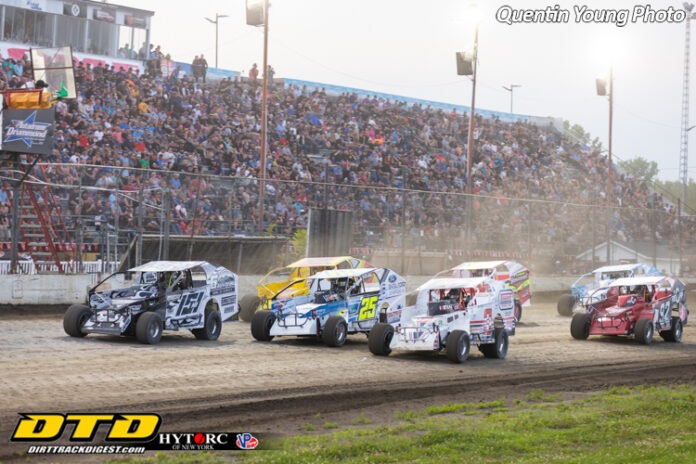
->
[563, 120, 602, 151]
[654, 178, 696, 213]
[618, 157, 659, 183]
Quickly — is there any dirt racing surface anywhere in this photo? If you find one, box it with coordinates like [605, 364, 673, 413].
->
[2, 294, 696, 462]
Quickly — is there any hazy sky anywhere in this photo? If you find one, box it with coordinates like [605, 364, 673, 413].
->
[115, 0, 693, 181]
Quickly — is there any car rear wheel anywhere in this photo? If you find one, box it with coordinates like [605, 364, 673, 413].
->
[557, 294, 575, 317]
[446, 330, 470, 363]
[570, 312, 591, 340]
[63, 304, 91, 338]
[368, 323, 394, 356]
[634, 318, 654, 345]
[136, 312, 163, 345]
[251, 310, 275, 342]
[322, 316, 348, 347]
[659, 316, 683, 343]
[238, 295, 261, 322]
[480, 328, 508, 359]
[192, 307, 222, 341]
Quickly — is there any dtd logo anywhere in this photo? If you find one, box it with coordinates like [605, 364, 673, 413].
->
[11, 413, 161, 442]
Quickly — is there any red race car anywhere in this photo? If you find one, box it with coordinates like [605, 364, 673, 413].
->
[570, 276, 688, 345]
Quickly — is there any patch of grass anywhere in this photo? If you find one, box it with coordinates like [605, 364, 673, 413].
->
[107, 451, 229, 464]
[324, 422, 339, 429]
[303, 422, 315, 432]
[425, 398, 506, 416]
[351, 413, 372, 425]
[395, 409, 420, 422]
[524, 388, 558, 402]
[233, 385, 696, 464]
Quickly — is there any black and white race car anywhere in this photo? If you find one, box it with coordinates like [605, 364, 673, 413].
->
[63, 261, 238, 344]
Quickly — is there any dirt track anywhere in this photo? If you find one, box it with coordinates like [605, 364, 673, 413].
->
[2, 296, 696, 462]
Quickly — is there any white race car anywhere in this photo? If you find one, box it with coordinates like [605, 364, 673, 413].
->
[251, 267, 407, 347]
[435, 260, 530, 322]
[63, 261, 238, 344]
[368, 277, 516, 363]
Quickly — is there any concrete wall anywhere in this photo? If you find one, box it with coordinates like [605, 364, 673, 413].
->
[0, 274, 578, 307]
[1, 274, 97, 306]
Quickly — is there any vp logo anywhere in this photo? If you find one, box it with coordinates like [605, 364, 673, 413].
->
[11, 413, 161, 442]
[235, 432, 259, 450]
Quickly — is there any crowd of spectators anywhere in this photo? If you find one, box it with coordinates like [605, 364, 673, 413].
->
[0, 53, 693, 268]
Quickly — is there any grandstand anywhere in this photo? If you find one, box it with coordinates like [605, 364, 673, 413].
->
[0, 0, 693, 276]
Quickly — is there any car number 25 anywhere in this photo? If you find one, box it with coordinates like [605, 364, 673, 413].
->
[358, 295, 378, 321]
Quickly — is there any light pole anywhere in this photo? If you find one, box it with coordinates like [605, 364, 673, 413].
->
[596, 66, 613, 263]
[204, 13, 229, 68]
[502, 84, 520, 114]
[680, 3, 696, 210]
[465, 23, 479, 248]
[456, 4, 481, 250]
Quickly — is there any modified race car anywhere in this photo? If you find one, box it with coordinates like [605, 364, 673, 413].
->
[63, 261, 238, 344]
[251, 267, 406, 347]
[238, 256, 371, 321]
[368, 277, 516, 363]
[570, 276, 688, 345]
[435, 260, 530, 322]
[557, 263, 661, 316]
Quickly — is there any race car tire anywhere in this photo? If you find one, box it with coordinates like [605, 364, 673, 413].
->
[251, 310, 275, 342]
[136, 312, 163, 345]
[368, 323, 394, 356]
[570, 312, 591, 340]
[322, 316, 348, 347]
[659, 316, 683, 343]
[634, 318, 654, 345]
[514, 301, 523, 323]
[238, 294, 261, 322]
[63, 304, 91, 338]
[192, 307, 222, 341]
[557, 294, 575, 317]
[480, 328, 509, 359]
[446, 330, 470, 363]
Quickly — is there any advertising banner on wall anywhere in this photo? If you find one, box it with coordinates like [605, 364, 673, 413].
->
[2, 109, 54, 155]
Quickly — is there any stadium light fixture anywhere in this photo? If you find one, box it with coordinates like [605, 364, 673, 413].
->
[204, 13, 229, 68]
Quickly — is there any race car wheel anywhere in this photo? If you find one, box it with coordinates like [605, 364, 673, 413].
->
[63, 304, 91, 338]
[192, 307, 222, 341]
[557, 294, 575, 317]
[514, 301, 523, 323]
[634, 318, 654, 345]
[238, 295, 261, 322]
[446, 330, 470, 363]
[251, 310, 275, 342]
[322, 316, 348, 347]
[570, 312, 591, 340]
[480, 328, 509, 359]
[136, 312, 163, 345]
[368, 323, 394, 356]
[659, 316, 683, 343]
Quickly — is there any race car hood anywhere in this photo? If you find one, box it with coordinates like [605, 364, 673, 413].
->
[90, 296, 143, 310]
[289, 302, 321, 316]
[294, 301, 344, 318]
[601, 294, 641, 317]
[602, 305, 633, 317]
